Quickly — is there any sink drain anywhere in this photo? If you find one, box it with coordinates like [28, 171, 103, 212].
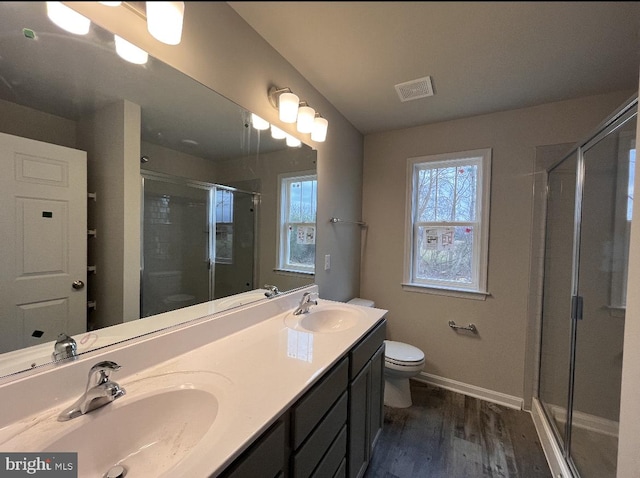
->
[104, 465, 126, 478]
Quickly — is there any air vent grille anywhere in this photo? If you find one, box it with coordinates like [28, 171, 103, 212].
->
[394, 76, 434, 102]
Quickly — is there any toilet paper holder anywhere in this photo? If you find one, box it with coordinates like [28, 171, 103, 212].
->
[448, 320, 478, 333]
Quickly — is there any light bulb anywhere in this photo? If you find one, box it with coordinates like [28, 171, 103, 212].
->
[311, 117, 328, 142]
[296, 105, 316, 134]
[46, 2, 91, 35]
[251, 113, 269, 130]
[146, 2, 185, 45]
[278, 92, 299, 123]
[114, 35, 148, 65]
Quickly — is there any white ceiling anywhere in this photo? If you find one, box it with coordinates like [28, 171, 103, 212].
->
[228, 1, 640, 135]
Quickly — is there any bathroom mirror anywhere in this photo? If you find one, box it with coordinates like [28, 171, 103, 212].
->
[0, 2, 316, 379]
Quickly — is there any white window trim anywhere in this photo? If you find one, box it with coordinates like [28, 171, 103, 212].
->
[276, 170, 317, 274]
[402, 148, 492, 299]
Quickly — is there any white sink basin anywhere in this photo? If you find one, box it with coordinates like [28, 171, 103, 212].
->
[284, 303, 365, 333]
[0, 371, 231, 478]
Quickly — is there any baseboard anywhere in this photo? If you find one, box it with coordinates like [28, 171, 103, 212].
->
[414, 371, 524, 410]
[532, 398, 572, 478]
[547, 403, 619, 437]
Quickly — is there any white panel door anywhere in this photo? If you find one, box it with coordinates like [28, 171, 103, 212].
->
[0, 132, 87, 354]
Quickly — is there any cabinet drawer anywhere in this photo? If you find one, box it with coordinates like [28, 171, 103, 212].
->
[311, 425, 347, 478]
[292, 357, 348, 448]
[220, 419, 285, 478]
[293, 392, 348, 478]
[349, 319, 386, 379]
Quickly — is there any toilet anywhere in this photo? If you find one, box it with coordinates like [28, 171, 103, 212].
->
[147, 271, 197, 313]
[347, 298, 425, 408]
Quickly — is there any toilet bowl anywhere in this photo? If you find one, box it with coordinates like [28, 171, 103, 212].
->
[347, 298, 425, 408]
[383, 340, 425, 408]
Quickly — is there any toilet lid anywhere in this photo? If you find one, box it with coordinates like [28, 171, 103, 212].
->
[385, 340, 424, 364]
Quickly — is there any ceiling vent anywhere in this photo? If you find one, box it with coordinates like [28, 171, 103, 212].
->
[394, 76, 434, 102]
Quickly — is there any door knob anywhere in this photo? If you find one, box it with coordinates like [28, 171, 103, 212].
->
[72, 280, 85, 290]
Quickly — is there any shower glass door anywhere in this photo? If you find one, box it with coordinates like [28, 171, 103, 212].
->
[538, 151, 578, 446]
[538, 97, 636, 478]
[569, 111, 636, 478]
[141, 176, 212, 318]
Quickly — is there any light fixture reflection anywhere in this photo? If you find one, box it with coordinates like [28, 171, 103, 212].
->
[114, 35, 149, 65]
[286, 135, 302, 148]
[271, 125, 286, 140]
[146, 1, 185, 45]
[46, 2, 91, 35]
[251, 113, 269, 131]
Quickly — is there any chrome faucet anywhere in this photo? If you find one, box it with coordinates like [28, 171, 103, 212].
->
[293, 292, 318, 315]
[58, 361, 126, 421]
[264, 284, 280, 298]
[52, 333, 77, 361]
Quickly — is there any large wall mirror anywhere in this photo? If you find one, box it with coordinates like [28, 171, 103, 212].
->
[0, 2, 316, 379]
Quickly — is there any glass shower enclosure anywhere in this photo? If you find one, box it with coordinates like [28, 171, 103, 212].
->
[538, 96, 637, 477]
[140, 173, 258, 318]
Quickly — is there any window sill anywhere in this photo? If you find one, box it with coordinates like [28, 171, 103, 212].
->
[274, 268, 315, 278]
[401, 283, 490, 301]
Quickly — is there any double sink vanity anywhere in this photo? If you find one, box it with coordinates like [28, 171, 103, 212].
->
[0, 286, 387, 477]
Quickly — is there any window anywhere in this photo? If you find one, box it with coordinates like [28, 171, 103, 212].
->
[214, 188, 234, 264]
[611, 134, 635, 309]
[403, 148, 491, 298]
[277, 172, 317, 274]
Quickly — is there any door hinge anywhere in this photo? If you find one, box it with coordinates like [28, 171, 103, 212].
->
[571, 295, 584, 321]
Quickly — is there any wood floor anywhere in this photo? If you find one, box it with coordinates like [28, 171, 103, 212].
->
[364, 381, 551, 478]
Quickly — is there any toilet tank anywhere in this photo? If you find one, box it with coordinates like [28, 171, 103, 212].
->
[347, 298, 375, 308]
[147, 270, 183, 296]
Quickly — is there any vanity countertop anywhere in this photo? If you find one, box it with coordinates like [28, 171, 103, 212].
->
[0, 287, 387, 477]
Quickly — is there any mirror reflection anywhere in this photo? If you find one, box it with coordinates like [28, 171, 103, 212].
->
[0, 2, 316, 379]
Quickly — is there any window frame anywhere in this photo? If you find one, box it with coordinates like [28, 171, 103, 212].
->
[276, 170, 317, 275]
[403, 148, 491, 299]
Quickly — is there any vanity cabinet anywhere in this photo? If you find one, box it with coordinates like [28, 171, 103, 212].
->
[348, 320, 386, 478]
[219, 318, 386, 478]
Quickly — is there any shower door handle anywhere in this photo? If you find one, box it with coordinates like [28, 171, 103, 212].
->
[571, 295, 584, 321]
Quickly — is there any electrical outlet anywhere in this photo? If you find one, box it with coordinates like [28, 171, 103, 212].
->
[324, 254, 331, 270]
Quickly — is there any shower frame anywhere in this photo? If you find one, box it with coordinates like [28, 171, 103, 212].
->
[534, 94, 637, 478]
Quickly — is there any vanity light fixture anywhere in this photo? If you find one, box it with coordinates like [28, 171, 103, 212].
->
[296, 103, 316, 134]
[46, 2, 91, 35]
[114, 35, 149, 64]
[268, 87, 299, 123]
[99, 1, 122, 6]
[311, 115, 329, 143]
[251, 113, 270, 131]
[269, 86, 328, 142]
[146, 1, 185, 46]
[271, 125, 287, 140]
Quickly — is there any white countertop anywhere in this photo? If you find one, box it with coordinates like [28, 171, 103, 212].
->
[0, 286, 387, 477]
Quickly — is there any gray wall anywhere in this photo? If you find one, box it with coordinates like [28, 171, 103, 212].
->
[361, 90, 634, 401]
